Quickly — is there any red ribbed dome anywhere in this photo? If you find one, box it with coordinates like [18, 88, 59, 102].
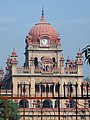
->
[27, 14, 60, 44]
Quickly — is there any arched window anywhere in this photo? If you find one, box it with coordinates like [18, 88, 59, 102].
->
[52, 57, 56, 67]
[50, 85, 53, 92]
[35, 84, 39, 92]
[55, 83, 60, 92]
[19, 82, 23, 96]
[37, 100, 40, 108]
[34, 57, 38, 68]
[43, 100, 53, 108]
[55, 99, 59, 108]
[19, 99, 29, 108]
[46, 84, 49, 92]
[46, 65, 49, 71]
[41, 85, 45, 92]
[70, 99, 76, 108]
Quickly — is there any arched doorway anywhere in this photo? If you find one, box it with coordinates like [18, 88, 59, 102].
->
[55, 83, 60, 92]
[41, 84, 45, 92]
[50, 85, 53, 92]
[43, 100, 53, 108]
[34, 57, 38, 68]
[52, 57, 56, 67]
[19, 99, 29, 108]
[35, 84, 39, 92]
[37, 100, 40, 108]
[55, 99, 59, 108]
[70, 99, 76, 108]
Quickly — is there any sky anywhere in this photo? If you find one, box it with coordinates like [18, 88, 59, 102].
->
[0, 0, 90, 78]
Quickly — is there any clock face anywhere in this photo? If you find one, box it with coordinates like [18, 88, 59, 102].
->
[41, 39, 48, 45]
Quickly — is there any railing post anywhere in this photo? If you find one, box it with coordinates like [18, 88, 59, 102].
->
[87, 83, 89, 97]
[46, 83, 49, 97]
[0, 82, 2, 95]
[29, 82, 31, 97]
[35, 82, 36, 97]
[63, 82, 65, 97]
[75, 82, 78, 120]
[41, 82, 42, 120]
[58, 82, 60, 120]
[70, 83, 72, 97]
[17, 83, 19, 97]
[81, 83, 83, 97]
[52, 83, 54, 98]
[5, 82, 8, 120]
[11, 83, 13, 97]
[23, 83, 26, 120]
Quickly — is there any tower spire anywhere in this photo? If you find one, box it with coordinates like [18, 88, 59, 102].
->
[42, 6, 44, 16]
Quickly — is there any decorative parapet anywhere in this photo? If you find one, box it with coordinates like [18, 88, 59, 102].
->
[52, 68, 60, 74]
[28, 44, 62, 50]
[41, 67, 60, 74]
[65, 67, 77, 74]
[17, 67, 31, 74]
[16, 66, 77, 75]
[34, 68, 41, 74]
[17, 67, 61, 75]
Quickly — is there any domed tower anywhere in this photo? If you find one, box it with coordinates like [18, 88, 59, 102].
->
[24, 9, 63, 73]
[4, 10, 85, 120]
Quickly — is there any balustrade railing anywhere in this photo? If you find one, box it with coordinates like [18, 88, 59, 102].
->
[17, 67, 31, 74]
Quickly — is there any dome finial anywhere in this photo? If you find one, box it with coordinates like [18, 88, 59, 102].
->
[40, 6, 46, 23]
[42, 6, 44, 16]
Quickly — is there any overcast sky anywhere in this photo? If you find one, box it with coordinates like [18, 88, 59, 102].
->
[0, 0, 90, 78]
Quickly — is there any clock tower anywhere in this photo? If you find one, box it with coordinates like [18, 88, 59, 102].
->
[24, 9, 62, 70]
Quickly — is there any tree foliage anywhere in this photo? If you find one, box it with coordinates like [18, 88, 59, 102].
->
[0, 100, 20, 120]
[84, 77, 90, 82]
[82, 45, 90, 65]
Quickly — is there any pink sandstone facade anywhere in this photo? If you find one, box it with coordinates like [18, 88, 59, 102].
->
[3, 10, 90, 120]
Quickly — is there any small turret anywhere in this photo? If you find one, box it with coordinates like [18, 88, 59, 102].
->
[6, 55, 12, 74]
[0, 68, 4, 81]
[66, 56, 71, 68]
[11, 49, 18, 75]
[75, 49, 83, 76]
[11, 48, 18, 64]
[75, 49, 83, 65]
[25, 35, 32, 45]
[59, 55, 64, 74]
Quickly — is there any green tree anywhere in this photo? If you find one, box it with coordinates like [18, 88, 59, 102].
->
[82, 45, 90, 65]
[84, 77, 90, 82]
[0, 100, 20, 120]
